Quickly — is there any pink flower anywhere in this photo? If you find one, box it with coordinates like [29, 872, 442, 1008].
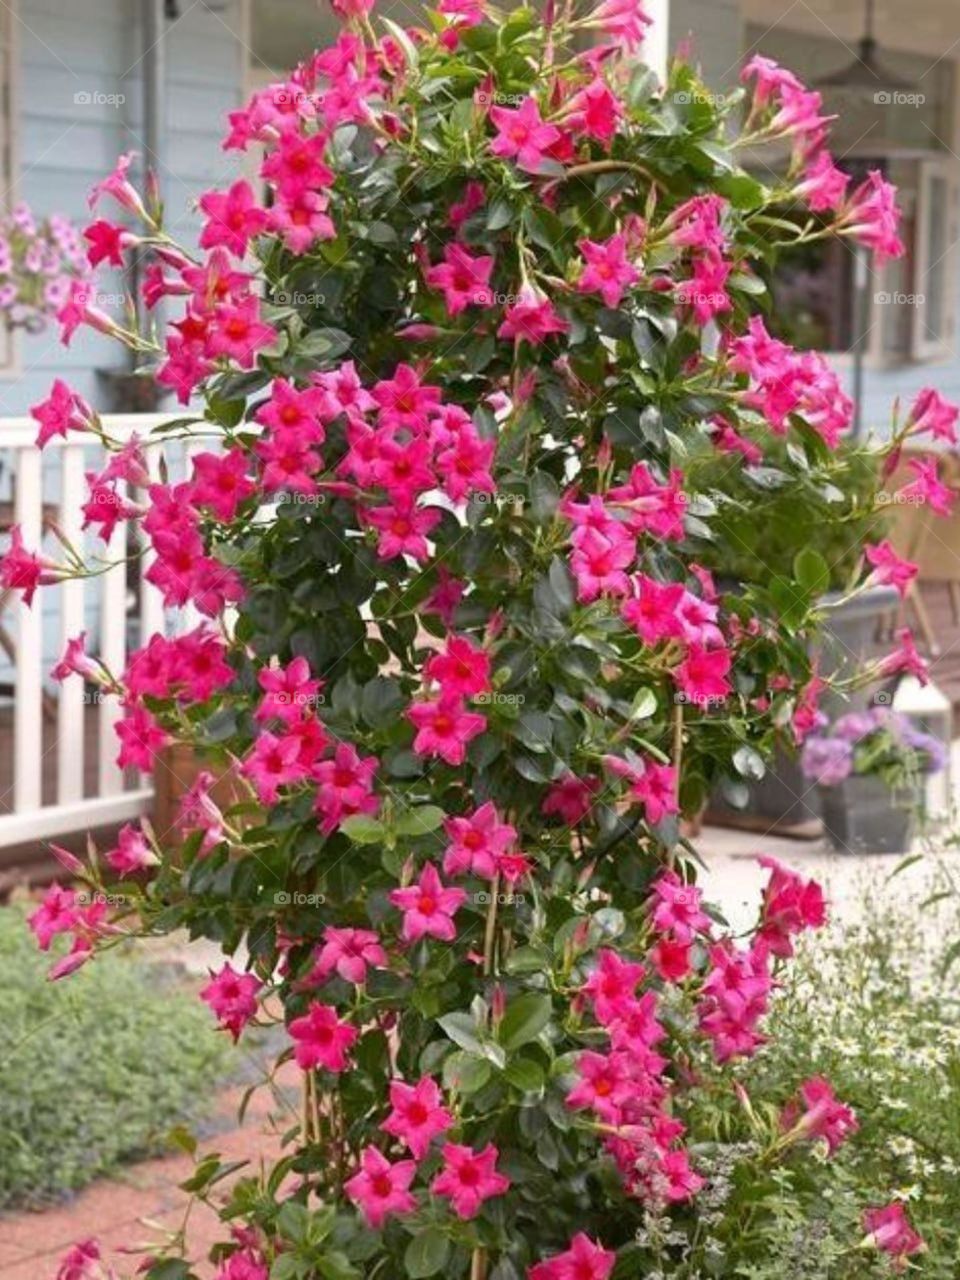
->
[650, 871, 711, 943]
[407, 693, 486, 766]
[240, 730, 309, 804]
[431, 1142, 511, 1219]
[565, 1050, 635, 1121]
[55, 1238, 103, 1280]
[449, 180, 486, 232]
[570, 526, 635, 603]
[542, 773, 601, 825]
[443, 801, 516, 878]
[565, 79, 624, 147]
[288, 1001, 358, 1071]
[424, 244, 495, 315]
[256, 656, 324, 725]
[838, 171, 905, 263]
[782, 1076, 857, 1153]
[497, 285, 570, 346]
[381, 1076, 454, 1157]
[105, 822, 158, 875]
[621, 575, 685, 645]
[200, 962, 263, 1041]
[216, 1253, 268, 1280]
[189, 448, 257, 522]
[27, 883, 80, 950]
[310, 926, 387, 985]
[901, 455, 957, 514]
[345, 1146, 417, 1227]
[795, 149, 849, 213]
[390, 862, 467, 943]
[631, 761, 679, 826]
[490, 97, 561, 173]
[673, 644, 732, 707]
[365, 500, 443, 562]
[115, 703, 168, 771]
[864, 540, 917, 599]
[313, 742, 380, 835]
[878, 626, 929, 686]
[589, 0, 651, 49]
[84, 218, 136, 268]
[529, 1234, 616, 1280]
[88, 151, 148, 220]
[581, 948, 645, 1023]
[576, 235, 639, 308]
[757, 856, 826, 956]
[199, 179, 267, 259]
[207, 297, 277, 368]
[268, 190, 335, 254]
[650, 937, 692, 983]
[862, 1203, 925, 1261]
[909, 386, 959, 444]
[425, 635, 491, 698]
[0, 525, 59, 606]
[31, 379, 93, 449]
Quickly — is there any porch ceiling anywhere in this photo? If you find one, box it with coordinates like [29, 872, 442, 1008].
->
[739, 0, 960, 62]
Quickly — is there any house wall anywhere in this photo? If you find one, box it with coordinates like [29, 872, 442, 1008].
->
[0, 0, 248, 416]
[0, 0, 249, 685]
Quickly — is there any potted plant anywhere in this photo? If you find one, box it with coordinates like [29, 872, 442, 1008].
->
[801, 707, 947, 853]
[3, 3, 939, 1276]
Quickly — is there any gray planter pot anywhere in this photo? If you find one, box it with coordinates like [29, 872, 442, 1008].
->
[818, 773, 917, 854]
[709, 583, 901, 831]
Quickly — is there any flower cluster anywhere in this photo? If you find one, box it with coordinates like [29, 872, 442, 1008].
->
[801, 706, 948, 789]
[0, 201, 88, 332]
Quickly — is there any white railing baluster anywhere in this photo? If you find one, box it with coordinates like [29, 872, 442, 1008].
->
[13, 446, 43, 812]
[138, 447, 166, 643]
[0, 413, 224, 848]
[56, 444, 86, 804]
[97, 477, 128, 797]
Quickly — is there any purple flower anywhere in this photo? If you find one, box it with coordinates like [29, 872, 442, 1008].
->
[801, 736, 854, 786]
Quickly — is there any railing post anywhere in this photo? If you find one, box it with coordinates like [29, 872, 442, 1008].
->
[13, 447, 43, 812]
[643, 0, 671, 84]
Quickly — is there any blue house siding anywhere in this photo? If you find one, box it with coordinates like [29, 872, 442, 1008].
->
[0, 0, 248, 415]
[0, 0, 249, 683]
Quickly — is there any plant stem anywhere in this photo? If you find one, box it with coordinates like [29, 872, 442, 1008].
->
[483, 874, 501, 976]
[471, 1247, 489, 1280]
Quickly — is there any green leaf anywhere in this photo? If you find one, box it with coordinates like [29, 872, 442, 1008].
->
[499, 992, 553, 1050]
[340, 816, 385, 845]
[793, 547, 830, 597]
[395, 805, 445, 836]
[504, 1057, 546, 1092]
[438, 1011, 483, 1053]
[404, 1230, 451, 1279]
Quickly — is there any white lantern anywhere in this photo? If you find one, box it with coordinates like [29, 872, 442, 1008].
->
[891, 675, 953, 815]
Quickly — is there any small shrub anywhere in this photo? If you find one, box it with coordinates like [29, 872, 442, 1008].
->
[0, 903, 231, 1209]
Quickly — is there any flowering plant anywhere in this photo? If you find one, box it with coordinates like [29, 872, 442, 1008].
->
[0, 201, 88, 332]
[4, 1, 949, 1276]
[801, 707, 947, 790]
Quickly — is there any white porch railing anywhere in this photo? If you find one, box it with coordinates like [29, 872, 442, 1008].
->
[0, 412, 173, 849]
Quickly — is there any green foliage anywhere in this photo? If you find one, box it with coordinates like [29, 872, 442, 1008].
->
[0, 904, 231, 1208]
